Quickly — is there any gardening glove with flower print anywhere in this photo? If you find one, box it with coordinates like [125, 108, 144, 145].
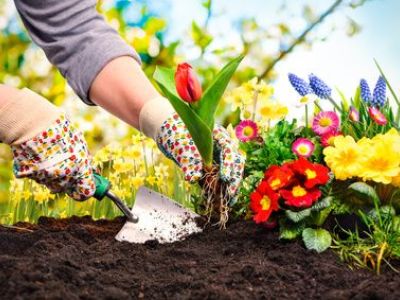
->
[0, 88, 96, 201]
[155, 113, 245, 198]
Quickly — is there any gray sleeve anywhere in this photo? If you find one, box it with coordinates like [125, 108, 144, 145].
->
[14, 0, 141, 105]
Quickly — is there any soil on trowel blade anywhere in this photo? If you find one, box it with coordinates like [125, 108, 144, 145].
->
[0, 216, 399, 299]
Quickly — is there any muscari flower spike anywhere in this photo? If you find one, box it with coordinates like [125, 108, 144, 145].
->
[309, 73, 332, 99]
[288, 73, 313, 96]
[371, 76, 386, 107]
[359, 79, 372, 103]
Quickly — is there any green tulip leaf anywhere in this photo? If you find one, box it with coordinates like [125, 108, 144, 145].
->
[154, 66, 213, 166]
[302, 228, 332, 253]
[198, 55, 244, 129]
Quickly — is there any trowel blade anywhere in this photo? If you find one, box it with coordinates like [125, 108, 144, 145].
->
[115, 186, 203, 244]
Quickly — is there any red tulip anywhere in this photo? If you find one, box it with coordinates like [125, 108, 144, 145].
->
[175, 63, 202, 103]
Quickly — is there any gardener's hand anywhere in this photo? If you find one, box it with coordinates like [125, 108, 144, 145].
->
[155, 113, 245, 198]
[0, 87, 96, 201]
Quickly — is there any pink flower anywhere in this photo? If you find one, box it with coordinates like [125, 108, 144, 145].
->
[321, 131, 342, 147]
[349, 106, 360, 122]
[312, 111, 339, 136]
[235, 120, 258, 142]
[292, 138, 315, 158]
[175, 63, 202, 103]
[368, 107, 387, 125]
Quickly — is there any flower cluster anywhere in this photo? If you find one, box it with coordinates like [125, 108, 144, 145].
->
[360, 76, 387, 107]
[225, 77, 288, 123]
[324, 128, 400, 185]
[288, 73, 332, 105]
[250, 158, 330, 223]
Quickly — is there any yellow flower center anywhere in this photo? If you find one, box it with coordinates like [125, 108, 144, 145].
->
[260, 196, 271, 210]
[298, 145, 309, 155]
[243, 126, 254, 137]
[305, 169, 316, 179]
[270, 178, 281, 190]
[319, 117, 332, 127]
[367, 158, 391, 171]
[339, 149, 358, 165]
[292, 185, 307, 197]
[299, 96, 309, 104]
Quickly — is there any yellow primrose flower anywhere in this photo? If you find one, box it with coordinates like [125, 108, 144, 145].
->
[256, 80, 274, 99]
[225, 93, 244, 112]
[258, 101, 288, 121]
[359, 132, 400, 184]
[360, 143, 400, 184]
[323, 135, 363, 180]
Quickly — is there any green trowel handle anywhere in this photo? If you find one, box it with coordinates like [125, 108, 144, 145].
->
[93, 173, 111, 200]
[93, 173, 139, 223]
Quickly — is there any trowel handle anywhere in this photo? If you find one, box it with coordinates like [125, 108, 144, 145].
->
[93, 173, 139, 223]
[93, 173, 111, 200]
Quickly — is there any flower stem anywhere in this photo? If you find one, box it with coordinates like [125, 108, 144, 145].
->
[328, 96, 342, 113]
[305, 104, 309, 127]
[251, 90, 259, 122]
[314, 101, 323, 112]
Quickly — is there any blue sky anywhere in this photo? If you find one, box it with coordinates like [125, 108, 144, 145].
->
[166, 0, 400, 111]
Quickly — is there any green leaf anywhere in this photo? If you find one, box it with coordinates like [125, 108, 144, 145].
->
[311, 196, 332, 212]
[198, 55, 244, 129]
[280, 226, 303, 240]
[336, 88, 349, 111]
[153, 66, 179, 97]
[191, 21, 213, 51]
[285, 208, 311, 223]
[302, 228, 332, 253]
[353, 86, 361, 109]
[279, 219, 305, 240]
[348, 182, 380, 205]
[154, 66, 213, 166]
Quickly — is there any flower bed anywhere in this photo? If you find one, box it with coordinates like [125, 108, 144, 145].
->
[1, 216, 399, 299]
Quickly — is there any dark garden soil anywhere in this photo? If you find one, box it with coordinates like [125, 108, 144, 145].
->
[1, 216, 399, 300]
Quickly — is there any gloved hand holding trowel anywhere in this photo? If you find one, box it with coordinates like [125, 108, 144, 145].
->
[0, 1, 244, 242]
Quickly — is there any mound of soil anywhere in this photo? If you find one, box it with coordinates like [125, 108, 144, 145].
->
[0, 216, 399, 299]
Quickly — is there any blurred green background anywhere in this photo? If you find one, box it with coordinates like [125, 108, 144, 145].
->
[0, 0, 398, 220]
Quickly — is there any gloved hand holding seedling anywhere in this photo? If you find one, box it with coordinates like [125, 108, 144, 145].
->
[154, 56, 245, 227]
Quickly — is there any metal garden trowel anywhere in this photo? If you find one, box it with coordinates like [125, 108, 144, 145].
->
[93, 174, 203, 243]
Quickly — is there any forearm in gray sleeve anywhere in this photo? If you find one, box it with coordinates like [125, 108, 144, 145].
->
[14, 0, 141, 105]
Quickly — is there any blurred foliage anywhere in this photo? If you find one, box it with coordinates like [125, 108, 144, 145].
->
[0, 0, 365, 223]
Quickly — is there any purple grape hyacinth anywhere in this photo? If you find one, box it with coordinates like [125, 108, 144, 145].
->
[371, 76, 386, 107]
[309, 74, 332, 99]
[359, 79, 372, 103]
[288, 73, 313, 96]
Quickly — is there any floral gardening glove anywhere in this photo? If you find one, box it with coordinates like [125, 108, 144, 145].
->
[0, 88, 96, 201]
[11, 114, 96, 201]
[156, 113, 245, 197]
